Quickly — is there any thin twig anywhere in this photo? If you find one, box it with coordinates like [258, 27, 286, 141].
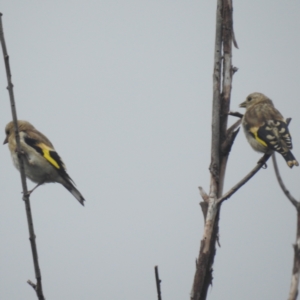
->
[272, 154, 298, 209]
[199, 187, 209, 220]
[222, 127, 240, 155]
[27, 280, 37, 290]
[228, 111, 243, 118]
[0, 13, 45, 300]
[217, 153, 271, 204]
[154, 266, 162, 300]
[199, 187, 209, 203]
[226, 118, 242, 134]
[221, 119, 241, 155]
[271, 151, 300, 300]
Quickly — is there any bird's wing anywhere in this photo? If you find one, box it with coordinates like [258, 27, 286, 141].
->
[23, 133, 74, 184]
[256, 120, 292, 152]
[248, 126, 268, 147]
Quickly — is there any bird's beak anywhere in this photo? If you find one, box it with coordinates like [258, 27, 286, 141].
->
[239, 101, 247, 108]
[3, 136, 8, 145]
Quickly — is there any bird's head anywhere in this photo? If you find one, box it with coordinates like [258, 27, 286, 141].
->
[3, 120, 34, 144]
[239, 92, 271, 109]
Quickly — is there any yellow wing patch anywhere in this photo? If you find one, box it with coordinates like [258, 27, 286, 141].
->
[36, 143, 60, 169]
[249, 127, 268, 147]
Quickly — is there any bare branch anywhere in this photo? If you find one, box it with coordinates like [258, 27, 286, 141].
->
[221, 125, 240, 155]
[217, 153, 271, 204]
[199, 187, 210, 220]
[27, 280, 37, 290]
[219, 0, 236, 196]
[272, 154, 298, 209]
[154, 266, 162, 300]
[191, 1, 239, 298]
[271, 147, 300, 299]
[287, 212, 300, 300]
[190, 1, 223, 298]
[199, 203, 208, 221]
[0, 13, 45, 300]
[289, 217, 300, 300]
[226, 118, 242, 134]
[228, 111, 243, 118]
[199, 187, 209, 203]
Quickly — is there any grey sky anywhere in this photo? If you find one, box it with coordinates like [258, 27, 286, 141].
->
[0, 1, 299, 299]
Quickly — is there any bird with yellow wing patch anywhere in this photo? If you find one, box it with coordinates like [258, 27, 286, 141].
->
[4, 120, 85, 205]
[240, 93, 299, 168]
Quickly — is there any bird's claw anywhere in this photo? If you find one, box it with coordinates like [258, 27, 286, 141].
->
[257, 157, 268, 169]
[21, 190, 32, 197]
[15, 148, 25, 156]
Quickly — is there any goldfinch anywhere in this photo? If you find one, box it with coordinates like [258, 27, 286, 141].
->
[3, 120, 85, 205]
[240, 92, 299, 168]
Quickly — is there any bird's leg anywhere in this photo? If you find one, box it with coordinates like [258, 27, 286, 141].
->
[257, 153, 271, 169]
[24, 181, 45, 196]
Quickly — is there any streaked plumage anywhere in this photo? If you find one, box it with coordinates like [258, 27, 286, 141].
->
[4, 120, 85, 205]
[240, 92, 298, 168]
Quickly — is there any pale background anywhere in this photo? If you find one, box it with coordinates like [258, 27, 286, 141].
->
[0, 1, 299, 299]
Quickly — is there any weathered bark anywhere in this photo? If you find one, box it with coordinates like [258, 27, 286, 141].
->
[191, 1, 235, 299]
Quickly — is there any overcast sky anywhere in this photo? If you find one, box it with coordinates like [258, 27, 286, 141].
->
[0, 1, 300, 300]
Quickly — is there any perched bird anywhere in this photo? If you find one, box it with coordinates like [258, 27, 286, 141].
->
[3, 120, 85, 205]
[240, 92, 299, 168]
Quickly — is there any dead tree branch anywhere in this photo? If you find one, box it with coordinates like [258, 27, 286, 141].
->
[0, 13, 45, 300]
[272, 153, 298, 209]
[154, 266, 162, 300]
[228, 111, 243, 118]
[218, 153, 271, 204]
[191, 0, 238, 299]
[272, 153, 300, 300]
[190, 2, 223, 299]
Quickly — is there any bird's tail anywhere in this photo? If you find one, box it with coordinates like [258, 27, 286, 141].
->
[62, 181, 85, 206]
[283, 151, 299, 168]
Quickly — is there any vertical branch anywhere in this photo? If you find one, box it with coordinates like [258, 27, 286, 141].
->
[210, 0, 223, 195]
[289, 211, 300, 300]
[191, 0, 223, 299]
[154, 266, 162, 300]
[191, 1, 237, 299]
[0, 13, 45, 300]
[219, 0, 235, 196]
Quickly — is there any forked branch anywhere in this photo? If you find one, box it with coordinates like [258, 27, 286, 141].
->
[218, 153, 271, 204]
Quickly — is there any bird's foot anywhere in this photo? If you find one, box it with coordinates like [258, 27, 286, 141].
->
[15, 148, 25, 156]
[22, 190, 33, 197]
[257, 157, 268, 169]
[22, 182, 44, 197]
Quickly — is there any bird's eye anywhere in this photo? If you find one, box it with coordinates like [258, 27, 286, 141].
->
[247, 97, 252, 101]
